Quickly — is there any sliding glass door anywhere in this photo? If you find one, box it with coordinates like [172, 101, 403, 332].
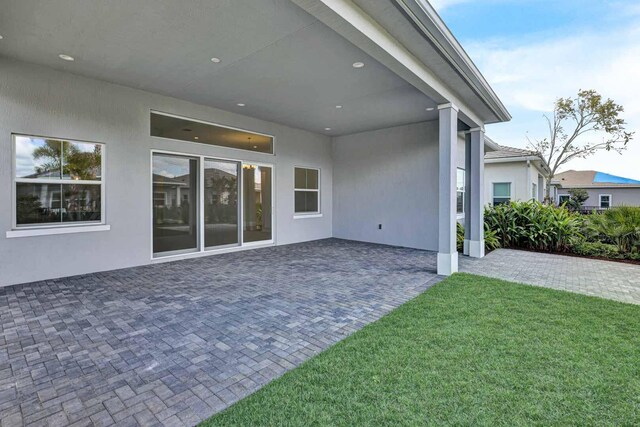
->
[243, 164, 272, 243]
[204, 159, 240, 248]
[152, 153, 272, 257]
[152, 154, 199, 256]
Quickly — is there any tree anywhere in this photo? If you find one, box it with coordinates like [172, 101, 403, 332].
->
[528, 90, 634, 201]
[566, 188, 589, 211]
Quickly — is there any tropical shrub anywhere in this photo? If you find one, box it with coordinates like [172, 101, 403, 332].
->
[456, 222, 500, 253]
[585, 206, 640, 253]
[484, 201, 583, 252]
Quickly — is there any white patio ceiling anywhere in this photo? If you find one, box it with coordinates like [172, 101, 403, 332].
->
[0, 0, 444, 136]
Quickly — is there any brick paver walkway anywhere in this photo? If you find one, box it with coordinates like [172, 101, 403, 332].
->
[460, 249, 640, 305]
[0, 239, 440, 427]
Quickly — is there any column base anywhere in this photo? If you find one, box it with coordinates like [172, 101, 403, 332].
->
[469, 240, 485, 258]
[437, 252, 459, 276]
[463, 239, 470, 256]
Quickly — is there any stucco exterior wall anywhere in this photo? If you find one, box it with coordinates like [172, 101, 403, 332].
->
[484, 162, 528, 204]
[556, 187, 640, 207]
[0, 58, 333, 286]
[331, 121, 445, 251]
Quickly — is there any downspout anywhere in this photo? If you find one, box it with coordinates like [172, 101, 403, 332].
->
[526, 160, 531, 201]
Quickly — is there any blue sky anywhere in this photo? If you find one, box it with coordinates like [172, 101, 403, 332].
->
[433, 0, 640, 179]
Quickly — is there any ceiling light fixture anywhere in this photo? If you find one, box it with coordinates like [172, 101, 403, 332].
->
[210, 57, 221, 63]
[237, 103, 246, 107]
[325, 127, 332, 131]
[336, 105, 343, 109]
[253, 145, 258, 149]
[0, 35, 3, 40]
[352, 62, 364, 68]
[58, 54, 75, 61]
[194, 136, 199, 140]
[426, 107, 435, 111]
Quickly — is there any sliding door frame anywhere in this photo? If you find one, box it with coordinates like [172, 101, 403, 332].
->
[150, 149, 275, 260]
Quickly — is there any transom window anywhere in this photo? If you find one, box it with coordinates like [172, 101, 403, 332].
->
[456, 168, 465, 214]
[294, 167, 320, 214]
[493, 182, 511, 206]
[599, 194, 612, 209]
[13, 134, 104, 227]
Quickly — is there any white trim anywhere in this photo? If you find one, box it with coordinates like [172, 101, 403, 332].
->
[6, 224, 110, 238]
[599, 194, 612, 209]
[437, 252, 458, 276]
[438, 102, 459, 112]
[294, 214, 323, 219]
[150, 110, 276, 156]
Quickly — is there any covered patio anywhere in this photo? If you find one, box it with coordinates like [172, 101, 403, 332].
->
[0, 239, 441, 426]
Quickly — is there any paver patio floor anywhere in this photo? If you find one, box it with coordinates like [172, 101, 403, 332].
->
[460, 248, 640, 305]
[0, 239, 440, 427]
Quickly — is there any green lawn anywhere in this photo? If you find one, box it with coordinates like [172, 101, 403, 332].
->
[203, 273, 640, 426]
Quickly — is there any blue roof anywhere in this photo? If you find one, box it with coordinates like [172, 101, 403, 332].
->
[593, 172, 640, 185]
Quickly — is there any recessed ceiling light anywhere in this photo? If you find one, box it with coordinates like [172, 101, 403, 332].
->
[58, 54, 74, 61]
[325, 127, 332, 131]
[194, 136, 199, 140]
[237, 103, 246, 107]
[352, 62, 364, 68]
[0, 35, 3, 40]
[426, 107, 435, 111]
[253, 145, 258, 149]
[336, 105, 343, 109]
[210, 57, 221, 63]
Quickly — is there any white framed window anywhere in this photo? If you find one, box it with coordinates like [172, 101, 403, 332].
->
[558, 194, 570, 205]
[294, 167, 320, 215]
[531, 183, 538, 200]
[12, 134, 105, 229]
[599, 194, 612, 209]
[457, 168, 465, 214]
[492, 182, 511, 205]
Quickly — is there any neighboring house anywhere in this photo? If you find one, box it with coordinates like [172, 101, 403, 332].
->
[484, 144, 550, 205]
[552, 170, 640, 210]
[0, 0, 510, 286]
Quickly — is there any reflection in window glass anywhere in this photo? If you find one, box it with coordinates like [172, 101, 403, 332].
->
[457, 169, 465, 214]
[294, 167, 320, 214]
[493, 182, 511, 205]
[152, 154, 199, 255]
[151, 112, 274, 154]
[14, 135, 103, 227]
[16, 183, 62, 225]
[15, 136, 62, 179]
[243, 165, 272, 242]
[204, 159, 239, 248]
[63, 141, 102, 180]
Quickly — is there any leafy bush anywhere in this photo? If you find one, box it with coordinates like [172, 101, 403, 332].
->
[456, 222, 500, 253]
[456, 222, 464, 252]
[572, 241, 620, 258]
[585, 206, 640, 253]
[484, 201, 583, 252]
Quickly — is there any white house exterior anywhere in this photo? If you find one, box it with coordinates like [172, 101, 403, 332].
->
[0, 0, 510, 286]
[553, 170, 640, 210]
[484, 145, 550, 205]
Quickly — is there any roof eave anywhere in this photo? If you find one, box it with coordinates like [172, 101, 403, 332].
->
[394, 0, 512, 123]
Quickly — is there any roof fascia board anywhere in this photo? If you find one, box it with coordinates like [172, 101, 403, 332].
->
[289, 0, 486, 127]
[392, 0, 511, 123]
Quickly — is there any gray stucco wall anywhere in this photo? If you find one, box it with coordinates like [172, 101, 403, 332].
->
[557, 187, 640, 207]
[0, 58, 333, 286]
[331, 122, 442, 251]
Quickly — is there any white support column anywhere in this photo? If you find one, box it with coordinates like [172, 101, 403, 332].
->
[469, 127, 485, 258]
[437, 103, 459, 275]
[463, 132, 472, 255]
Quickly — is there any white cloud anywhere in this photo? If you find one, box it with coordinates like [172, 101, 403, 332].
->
[471, 24, 640, 179]
[428, 0, 473, 11]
